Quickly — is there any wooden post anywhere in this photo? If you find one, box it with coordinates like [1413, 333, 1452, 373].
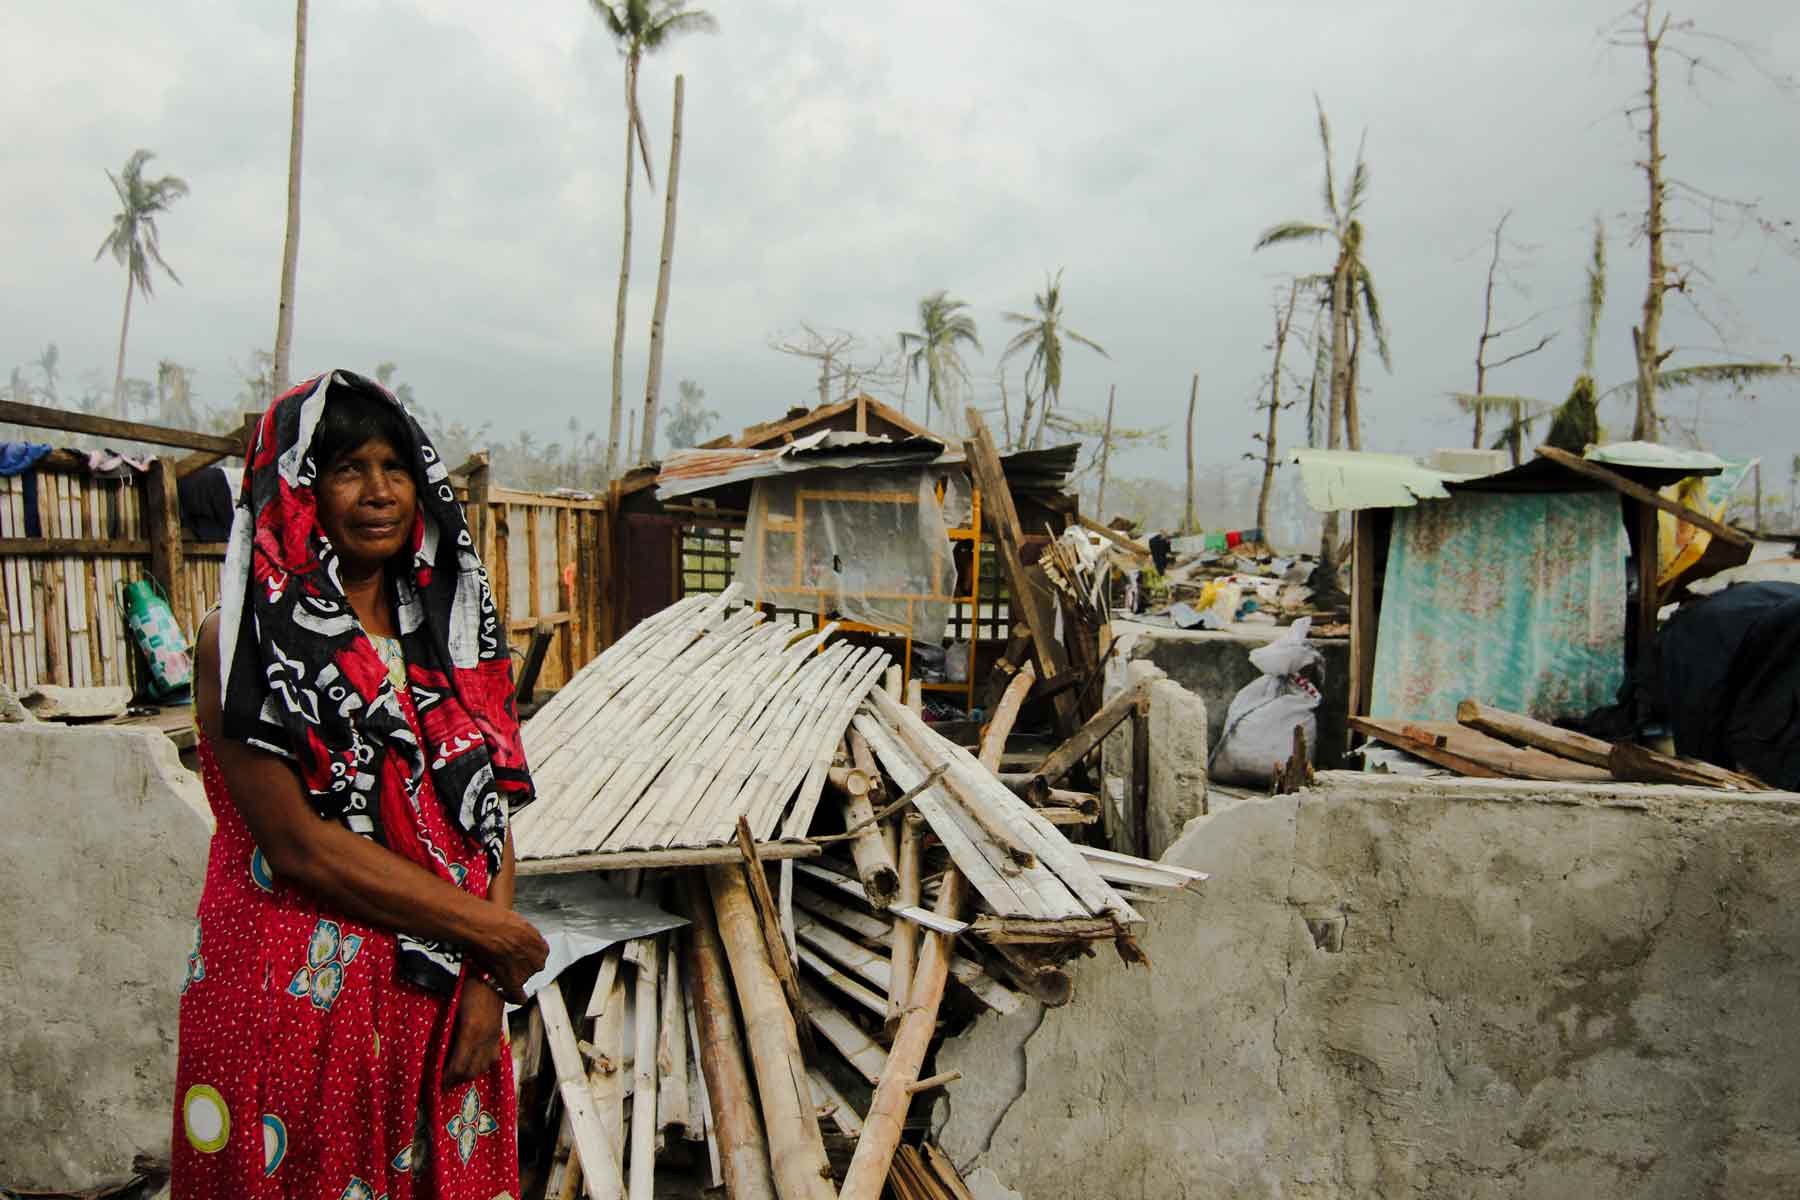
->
[704, 865, 836, 1200]
[680, 874, 778, 1200]
[1348, 509, 1378, 728]
[1129, 689, 1151, 859]
[465, 450, 493, 569]
[839, 871, 969, 1200]
[1634, 498, 1660, 731]
[145, 458, 190, 635]
[962, 407, 1078, 740]
[1032, 680, 1147, 785]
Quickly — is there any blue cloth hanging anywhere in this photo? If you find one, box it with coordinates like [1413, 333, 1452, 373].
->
[0, 441, 52, 477]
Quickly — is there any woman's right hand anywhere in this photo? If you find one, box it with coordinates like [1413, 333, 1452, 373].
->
[474, 908, 550, 1002]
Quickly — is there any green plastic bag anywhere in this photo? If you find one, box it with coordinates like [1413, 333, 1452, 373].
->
[119, 578, 193, 701]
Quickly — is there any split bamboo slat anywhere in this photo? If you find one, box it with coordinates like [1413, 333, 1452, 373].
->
[515, 588, 891, 867]
[626, 938, 661, 1200]
[537, 979, 627, 1200]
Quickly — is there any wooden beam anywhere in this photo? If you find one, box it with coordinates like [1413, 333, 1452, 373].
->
[174, 411, 258, 477]
[963, 406, 1078, 739]
[734, 817, 811, 1045]
[0, 538, 150, 557]
[1608, 740, 1763, 791]
[1455, 699, 1614, 768]
[1535, 445, 1751, 547]
[1076, 514, 1150, 558]
[516, 841, 821, 877]
[1032, 680, 1147, 785]
[0, 398, 243, 455]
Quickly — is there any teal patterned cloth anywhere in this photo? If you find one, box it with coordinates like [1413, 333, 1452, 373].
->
[1370, 490, 1628, 723]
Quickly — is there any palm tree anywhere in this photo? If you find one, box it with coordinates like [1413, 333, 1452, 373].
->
[1000, 269, 1109, 449]
[1253, 97, 1389, 455]
[271, 0, 309, 397]
[898, 292, 982, 432]
[588, 0, 717, 480]
[1542, 218, 1608, 455]
[96, 149, 187, 417]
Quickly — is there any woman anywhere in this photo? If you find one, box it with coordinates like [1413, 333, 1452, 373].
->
[174, 370, 549, 1200]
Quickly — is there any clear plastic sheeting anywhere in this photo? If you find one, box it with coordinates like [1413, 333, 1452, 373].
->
[740, 468, 963, 640]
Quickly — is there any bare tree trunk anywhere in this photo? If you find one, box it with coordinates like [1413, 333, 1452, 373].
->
[112, 270, 134, 417]
[1473, 211, 1508, 447]
[998, 374, 1012, 450]
[1346, 314, 1361, 451]
[1634, 2, 1669, 442]
[1257, 281, 1301, 543]
[1095, 383, 1115, 517]
[1183, 373, 1197, 535]
[639, 74, 684, 465]
[1031, 382, 1052, 449]
[817, 357, 829, 408]
[271, 0, 308, 399]
[1320, 251, 1353, 573]
[605, 56, 639, 480]
[1016, 384, 1036, 451]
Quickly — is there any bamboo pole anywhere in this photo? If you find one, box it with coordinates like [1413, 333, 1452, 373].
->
[680, 873, 777, 1200]
[705, 864, 838, 1200]
[627, 937, 661, 1200]
[887, 813, 924, 1036]
[905, 678, 923, 716]
[978, 660, 1036, 775]
[657, 936, 693, 1139]
[839, 870, 969, 1200]
[831, 765, 899, 908]
[736, 817, 811, 1043]
[538, 980, 628, 1200]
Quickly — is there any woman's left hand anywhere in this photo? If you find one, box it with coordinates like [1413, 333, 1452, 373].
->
[444, 979, 507, 1088]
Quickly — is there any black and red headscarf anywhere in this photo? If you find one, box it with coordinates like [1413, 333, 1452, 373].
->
[218, 370, 531, 988]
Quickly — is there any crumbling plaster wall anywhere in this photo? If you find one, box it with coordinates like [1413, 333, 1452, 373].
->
[0, 724, 211, 1189]
[936, 773, 1800, 1199]
[1101, 660, 1209, 860]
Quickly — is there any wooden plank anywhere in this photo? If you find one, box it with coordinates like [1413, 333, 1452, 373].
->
[536, 981, 628, 1200]
[1455, 699, 1615, 768]
[1535, 445, 1751, 547]
[1608, 740, 1763, 791]
[0, 398, 241, 454]
[0, 537, 153, 557]
[516, 841, 820, 876]
[1351, 717, 1611, 782]
[962, 406, 1077, 739]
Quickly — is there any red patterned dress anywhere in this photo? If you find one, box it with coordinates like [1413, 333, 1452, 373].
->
[172, 684, 518, 1200]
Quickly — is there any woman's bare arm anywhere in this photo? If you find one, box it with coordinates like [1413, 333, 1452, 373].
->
[195, 612, 546, 994]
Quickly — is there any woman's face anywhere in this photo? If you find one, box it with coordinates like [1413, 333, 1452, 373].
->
[315, 437, 418, 571]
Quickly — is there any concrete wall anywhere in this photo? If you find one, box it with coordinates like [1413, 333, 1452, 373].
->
[936, 773, 1800, 1199]
[1100, 660, 1209, 860]
[0, 725, 211, 1190]
[1120, 620, 1351, 768]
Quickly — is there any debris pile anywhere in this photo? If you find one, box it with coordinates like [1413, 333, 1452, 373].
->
[505, 585, 1202, 1200]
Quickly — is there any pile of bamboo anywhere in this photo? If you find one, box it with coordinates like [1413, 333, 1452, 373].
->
[505, 603, 1203, 1199]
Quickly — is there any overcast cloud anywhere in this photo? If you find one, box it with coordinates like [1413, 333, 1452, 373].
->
[4, 0, 1798, 498]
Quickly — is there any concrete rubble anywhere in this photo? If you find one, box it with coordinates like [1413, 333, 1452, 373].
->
[0, 723, 211, 1192]
[933, 772, 1800, 1199]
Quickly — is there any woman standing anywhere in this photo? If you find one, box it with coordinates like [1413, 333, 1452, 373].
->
[175, 370, 549, 1199]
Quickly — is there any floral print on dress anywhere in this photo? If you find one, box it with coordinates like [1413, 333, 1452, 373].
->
[182, 921, 206, 995]
[287, 919, 364, 1011]
[338, 1177, 388, 1200]
[447, 1086, 499, 1164]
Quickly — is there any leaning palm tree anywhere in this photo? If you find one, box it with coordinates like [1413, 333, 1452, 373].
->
[96, 149, 187, 417]
[898, 292, 982, 432]
[1253, 97, 1389, 455]
[588, 0, 717, 480]
[1001, 269, 1109, 449]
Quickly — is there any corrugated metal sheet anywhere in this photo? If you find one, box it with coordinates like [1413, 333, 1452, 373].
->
[1291, 449, 1468, 512]
[655, 431, 944, 498]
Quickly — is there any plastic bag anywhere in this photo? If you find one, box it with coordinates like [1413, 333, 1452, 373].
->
[1209, 618, 1322, 785]
[119, 578, 193, 701]
[944, 640, 971, 683]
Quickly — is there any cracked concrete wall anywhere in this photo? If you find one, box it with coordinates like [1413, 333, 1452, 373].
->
[1101, 660, 1208, 860]
[934, 774, 1800, 1199]
[0, 725, 211, 1189]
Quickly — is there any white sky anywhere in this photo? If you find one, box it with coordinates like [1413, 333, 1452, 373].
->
[4, 0, 1799, 481]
